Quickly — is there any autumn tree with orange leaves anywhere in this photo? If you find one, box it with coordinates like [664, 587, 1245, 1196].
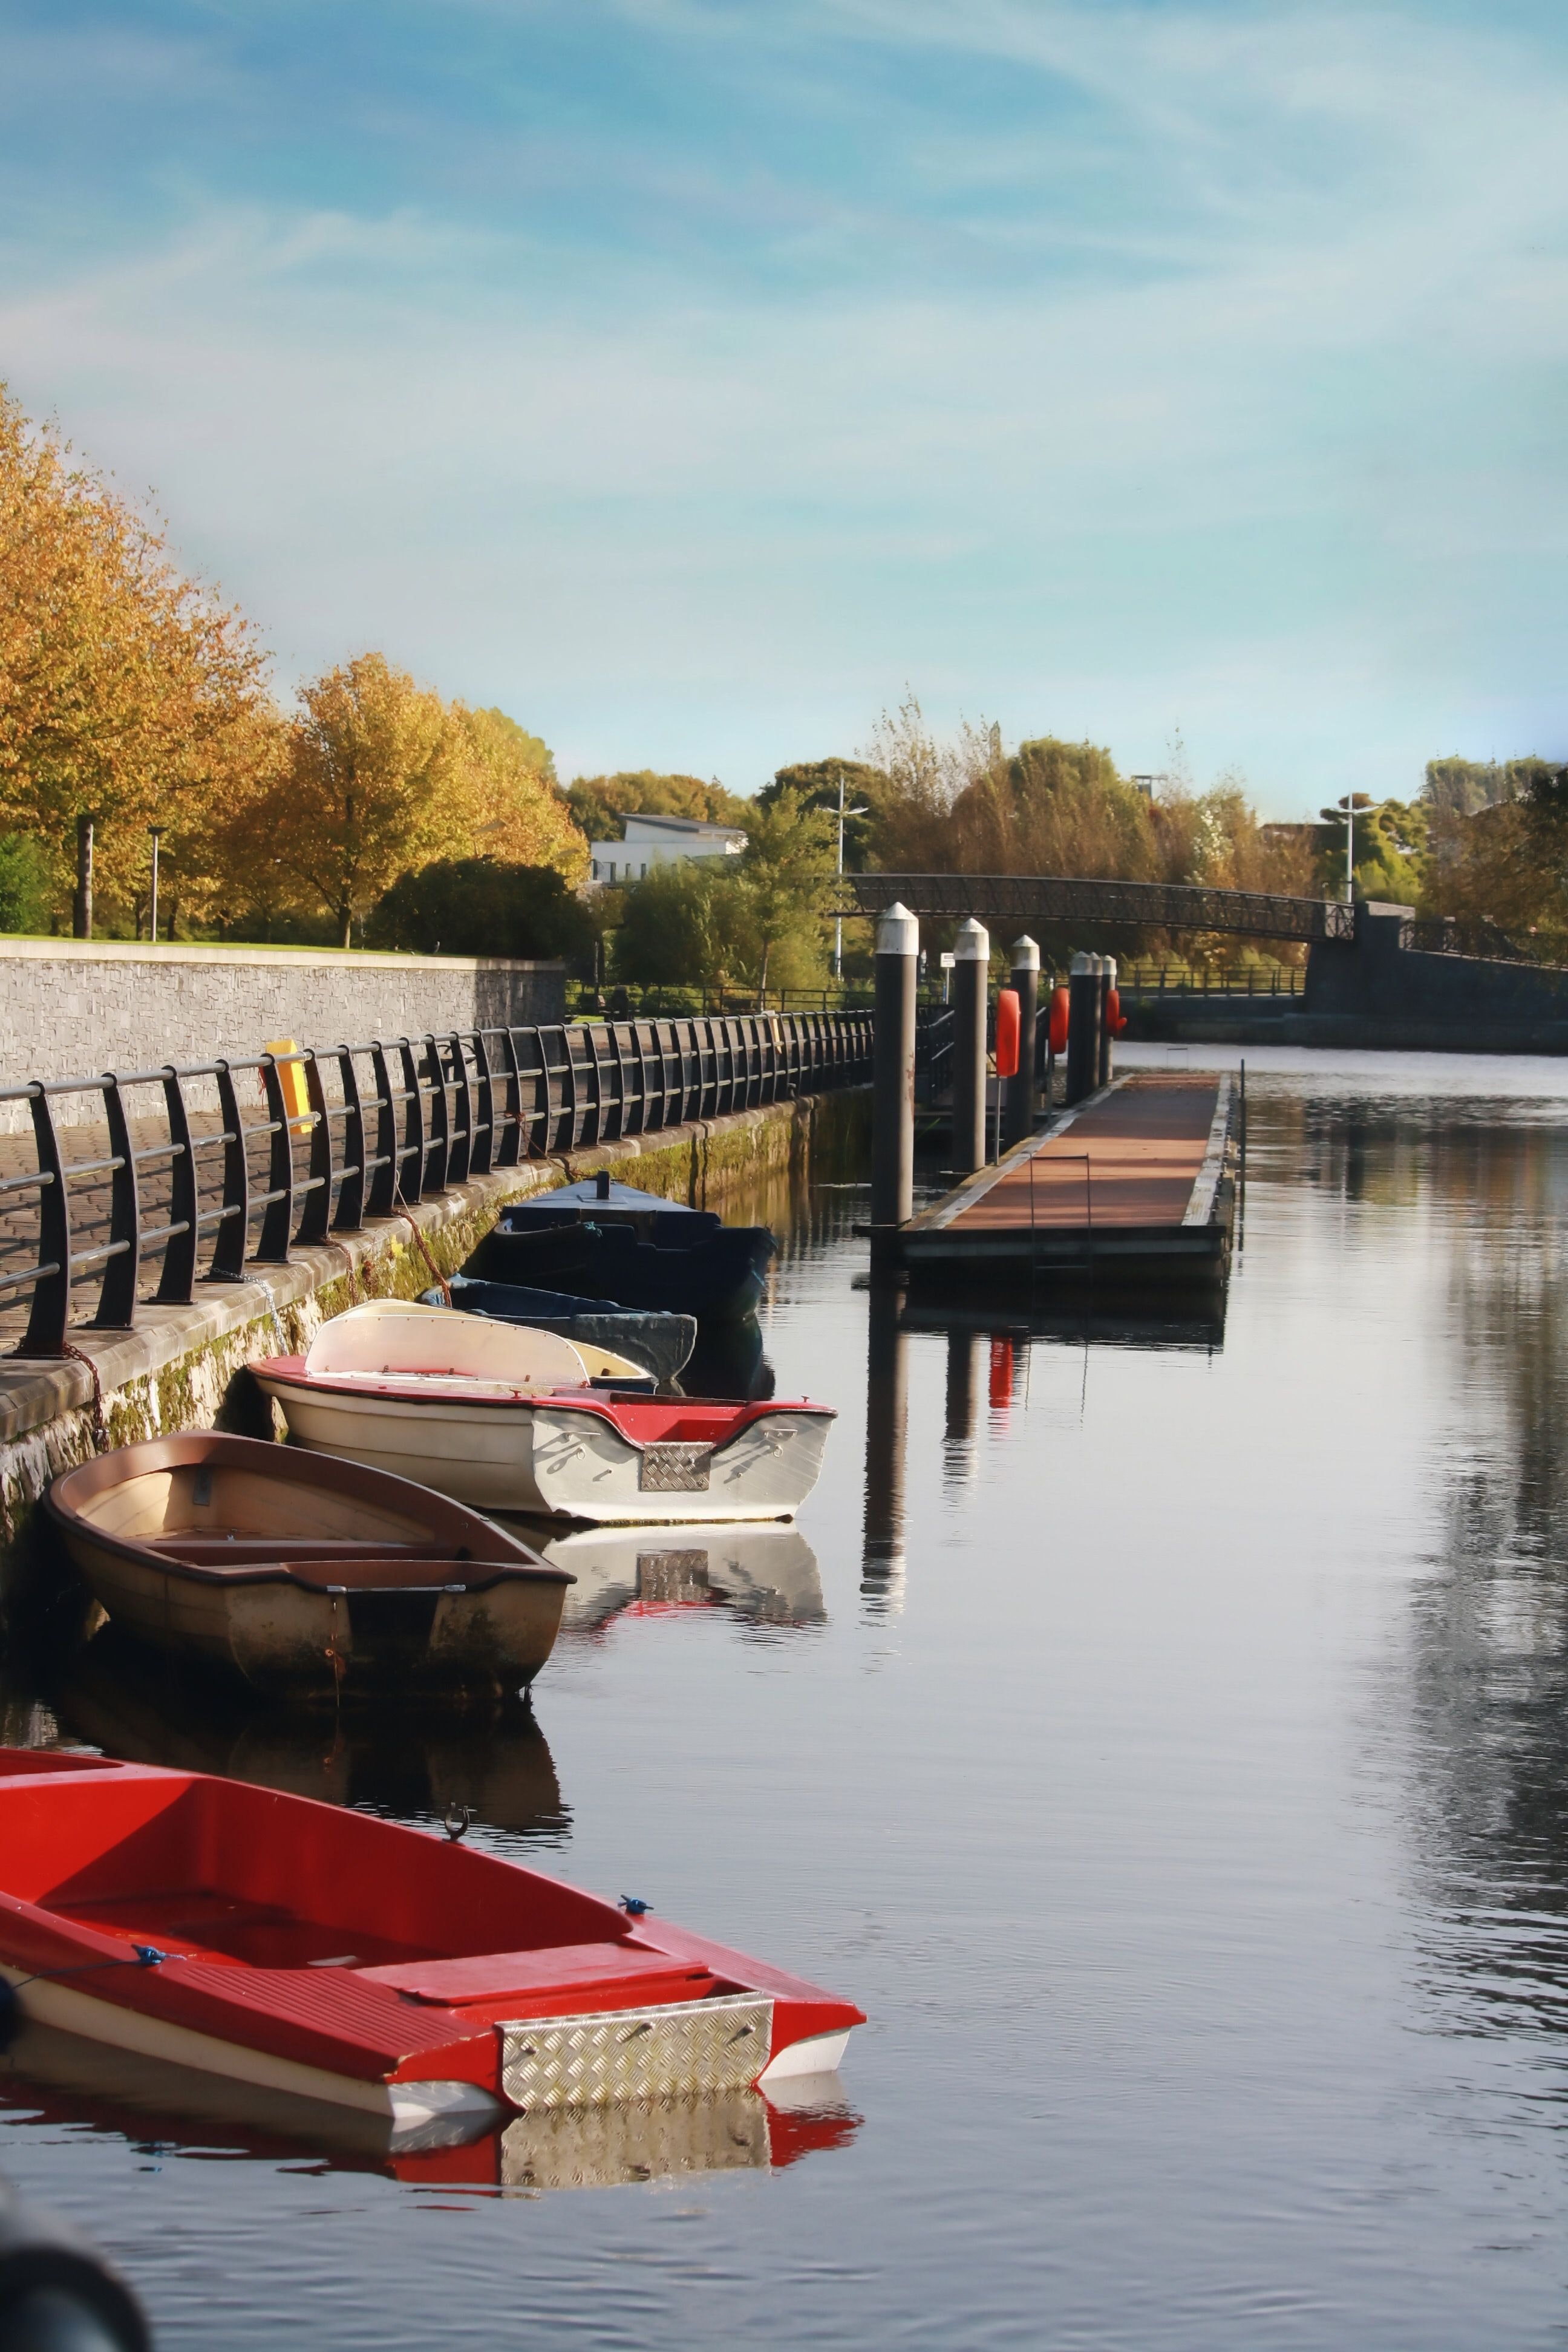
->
[0, 384, 281, 935]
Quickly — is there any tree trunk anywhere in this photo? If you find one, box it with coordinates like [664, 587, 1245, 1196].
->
[339, 906, 353, 950]
[72, 815, 93, 939]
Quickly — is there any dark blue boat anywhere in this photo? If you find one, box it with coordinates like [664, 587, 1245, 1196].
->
[420, 1273, 696, 1390]
[471, 1173, 776, 1324]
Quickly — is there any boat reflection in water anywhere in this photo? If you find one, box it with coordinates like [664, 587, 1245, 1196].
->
[49, 1627, 570, 1840]
[510, 1521, 825, 1638]
[1, 2020, 858, 2191]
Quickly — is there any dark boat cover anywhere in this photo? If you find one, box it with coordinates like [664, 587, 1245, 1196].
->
[421, 1277, 696, 1388]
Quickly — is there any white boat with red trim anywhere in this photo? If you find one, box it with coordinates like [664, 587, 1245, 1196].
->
[251, 1302, 834, 1524]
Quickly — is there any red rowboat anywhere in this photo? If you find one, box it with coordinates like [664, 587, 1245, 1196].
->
[0, 1753, 863, 2131]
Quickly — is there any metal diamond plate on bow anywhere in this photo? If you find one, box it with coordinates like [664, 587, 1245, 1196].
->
[639, 1442, 713, 1492]
[500, 1994, 773, 2109]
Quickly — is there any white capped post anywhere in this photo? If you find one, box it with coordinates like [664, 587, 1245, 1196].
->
[871, 901, 920, 1238]
[951, 917, 991, 1174]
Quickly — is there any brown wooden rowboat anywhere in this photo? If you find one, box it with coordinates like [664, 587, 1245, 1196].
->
[45, 1434, 571, 1705]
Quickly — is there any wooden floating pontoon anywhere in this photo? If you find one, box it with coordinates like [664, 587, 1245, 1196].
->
[895, 1073, 1236, 1285]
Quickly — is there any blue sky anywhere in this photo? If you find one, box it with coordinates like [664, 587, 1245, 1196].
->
[4, 1, 1567, 812]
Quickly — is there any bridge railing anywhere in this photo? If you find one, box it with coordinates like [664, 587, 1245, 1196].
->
[0, 1011, 872, 1357]
[1119, 965, 1307, 999]
[849, 874, 1356, 945]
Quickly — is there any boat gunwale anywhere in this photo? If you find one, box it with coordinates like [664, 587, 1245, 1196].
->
[0, 1754, 865, 2107]
[45, 1431, 571, 1593]
[45, 1528, 572, 1595]
[252, 1360, 836, 1436]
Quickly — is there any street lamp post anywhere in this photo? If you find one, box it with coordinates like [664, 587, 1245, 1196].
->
[147, 828, 163, 943]
[833, 771, 869, 984]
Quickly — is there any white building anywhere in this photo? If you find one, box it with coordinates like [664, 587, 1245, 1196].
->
[587, 811, 748, 886]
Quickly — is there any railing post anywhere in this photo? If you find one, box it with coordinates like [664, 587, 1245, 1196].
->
[333, 1048, 366, 1231]
[446, 1032, 473, 1186]
[365, 1043, 400, 1217]
[212, 1063, 250, 1278]
[21, 1085, 70, 1356]
[254, 1057, 295, 1262]
[296, 1051, 333, 1245]
[630, 1021, 652, 1133]
[607, 1023, 627, 1140]
[155, 1067, 200, 1301]
[492, 1030, 523, 1168]
[950, 917, 990, 1174]
[469, 1033, 495, 1177]
[93, 1075, 141, 1328]
[391, 1039, 423, 1204]
[516, 1027, 548, 1157]
[422, 1034, 451, 1192]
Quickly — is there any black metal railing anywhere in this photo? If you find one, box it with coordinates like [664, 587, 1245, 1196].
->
[0, 1012, 873, 1357]
[1118, 965, 1307, 999]
[848, 874, 1359, 946]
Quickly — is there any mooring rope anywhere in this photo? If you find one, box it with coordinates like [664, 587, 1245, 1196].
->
[396, 1204, 451, 1307]
[58, 1341, 108, 1453]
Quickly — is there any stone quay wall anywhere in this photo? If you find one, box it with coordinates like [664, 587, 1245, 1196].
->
[0, 941, 567, 1125]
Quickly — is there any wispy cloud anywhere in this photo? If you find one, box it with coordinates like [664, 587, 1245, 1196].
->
[1, 0, 1566, 795]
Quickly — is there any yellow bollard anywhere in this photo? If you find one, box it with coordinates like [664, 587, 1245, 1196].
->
[263, 1039, 312, 1132]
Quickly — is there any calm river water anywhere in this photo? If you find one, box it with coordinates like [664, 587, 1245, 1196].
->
[7, 1045, 1568, 2348]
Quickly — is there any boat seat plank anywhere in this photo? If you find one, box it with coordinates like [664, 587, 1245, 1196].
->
[145, 1539, 461, 1563]
[144, 1553, 527, 1590]
[361, 1941, 718, 2010]
[53, 1890, 428, 1971]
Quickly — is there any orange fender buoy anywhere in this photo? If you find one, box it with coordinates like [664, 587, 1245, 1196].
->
[1106, 985, 1128, 1037]
[1048, 985, 1070, 1056]
[994, 988, 1021, 1078]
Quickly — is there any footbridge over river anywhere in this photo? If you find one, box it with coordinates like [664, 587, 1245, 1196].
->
[848, 873, 1355, 946]
[847, 875, 1568, 1054]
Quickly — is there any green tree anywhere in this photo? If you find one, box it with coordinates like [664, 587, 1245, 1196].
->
[1423, 756, 1554, 818]
[0, 832, 53, 932]
[737, 786, 835, 997]
[566, 770, 751, 840]
[367, 857, 594, 961]
[759, 758, 888, 871]
[612, 860, 729, 988]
